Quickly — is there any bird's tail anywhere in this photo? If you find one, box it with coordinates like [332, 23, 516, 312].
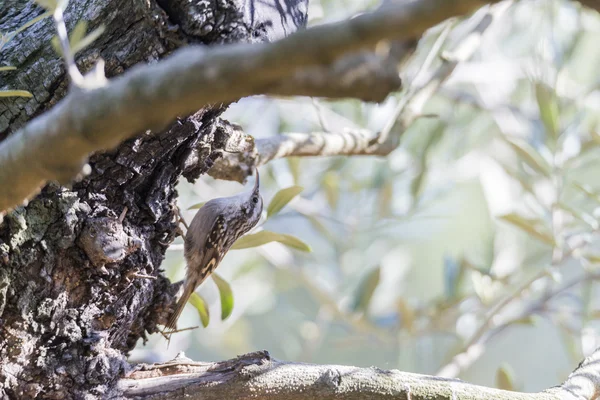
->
[163, 282, 195, 337]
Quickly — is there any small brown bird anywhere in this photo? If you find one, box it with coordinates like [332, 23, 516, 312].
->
[165, 169, 263, 334]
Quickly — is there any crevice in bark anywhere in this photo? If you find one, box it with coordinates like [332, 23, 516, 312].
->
[0, 0, 307, 397]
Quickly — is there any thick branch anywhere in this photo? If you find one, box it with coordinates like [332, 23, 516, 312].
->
[0, 0, 495, 213]
[209, 3, 503, 183]
[116, 349, 597, 399]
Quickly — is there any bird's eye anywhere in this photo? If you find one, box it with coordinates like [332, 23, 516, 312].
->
[252, 196, 259, 204]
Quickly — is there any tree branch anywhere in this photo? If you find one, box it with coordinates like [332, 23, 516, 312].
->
[0, 0, 496, 214]
[208, 2, 505, 183]
[116, 349, 598, 399]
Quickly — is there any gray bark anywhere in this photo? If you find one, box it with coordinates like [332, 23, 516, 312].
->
[0, 0, 306, 398]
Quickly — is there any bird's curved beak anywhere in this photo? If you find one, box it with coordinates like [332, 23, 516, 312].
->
[252, 167, 260, 194]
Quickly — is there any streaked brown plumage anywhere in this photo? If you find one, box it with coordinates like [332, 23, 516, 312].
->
[164, 170, 263, 334]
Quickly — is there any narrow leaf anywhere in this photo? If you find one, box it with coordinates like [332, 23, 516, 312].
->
[212, 273, 234, 320]
[534, 82, 560, 141]
[267, 185, 303, 218]
[322, 172, 339, 209]
[69, 20, 88, 50]
[50, 35, 62, 57]
[378, 181, 393, 218]
[351, 267, 380, 313]
[188, 292, 210, 327]
[71, 25, 105, 55]
[556, 201, 598, 230]
[498, 213, 555, 245]
[231, 231, 311, 252]
[0, 66, 16, 72]
[503, 136, 551, 177]
[496, 364, 515, 391]
[188, 201, 206, 210]
[11, 11, 52, 37]
[287, 157, 301, 185]
[572, 182, 600, 204]
[0, 90, 32, 97]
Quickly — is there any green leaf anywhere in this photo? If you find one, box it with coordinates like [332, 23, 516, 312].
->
[188, 201, 207, 210]
[50, 35, 62, 57]
[212, 273, 234, 320]
[267, 185, 303, 218]
[69, 20, 88, 49]
[0, 90, 33, 98]
[503, 136, 551, 177]
[2, 12, 53, 52]
[410, 165, 426, 200]
[231, 231, 311, 252]
[34, 0, 68, 11]
[71, 25, 105, 55]
[556, 201, 598, 230]
[287, 157, 301, 185]
[498, 213, 555, 246]
[495, 364, 515, 391]
[534, 82, 560, 142]
[188, 292, 210, 328]
[378, 181, 393, 218]
[52, 22, 105, 57]
[351, 266, 380, 313]
[572, 181, 600, 204]
[0, 66, 16, 72]
[322, 172, 339, 209]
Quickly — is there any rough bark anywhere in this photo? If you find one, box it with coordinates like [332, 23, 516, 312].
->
[4, 0, 600, 399]
[0, 0, 306, 398]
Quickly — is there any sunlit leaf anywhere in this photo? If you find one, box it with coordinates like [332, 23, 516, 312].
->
[71, 25, 105, 55]
[231, 231, 311, 252]
[351, 266, 380, 313]
[534, 82, 560, 142]
[322, 171, 339, 209]
[410, 164, 427, 200]
[503, 136, 551, 177]
[34, 0, 68, 11]
[509, 316, 537, 326]
[591, 131, 600, 146]
[498, 213, 555, 245]
[188, 201, 206, 210]
[0, 90, 32, 97]
[0, 66, 16, 72]
[267, 185, 303, 218]
[212, 273, 234, 320]
[496, 364, 515, 391]
[52, 22, 105, 57]
[581, 252, 600, 264]
[69, 20, 88, 49]
[572, 182, 600, 204]
[287, 157, 301, 185]
[378, 181, 393, 218]
[493, 158, 535, 194]
[396, 298, 415, 333]
[188, 292, 210, 327]
[557, 201, 598, 230]
[2, 12, 52, 52]
[50, 35, 62, 56]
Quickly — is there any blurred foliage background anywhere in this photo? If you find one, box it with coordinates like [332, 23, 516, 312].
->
[131, 0, 600, 392]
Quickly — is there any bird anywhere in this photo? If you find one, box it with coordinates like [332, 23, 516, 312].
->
[164, 168, 263, 335]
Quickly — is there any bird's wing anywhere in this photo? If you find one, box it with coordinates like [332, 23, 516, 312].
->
[184, 200, 227, 285]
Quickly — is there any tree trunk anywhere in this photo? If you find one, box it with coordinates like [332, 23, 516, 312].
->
[0, 0, 306, 398]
